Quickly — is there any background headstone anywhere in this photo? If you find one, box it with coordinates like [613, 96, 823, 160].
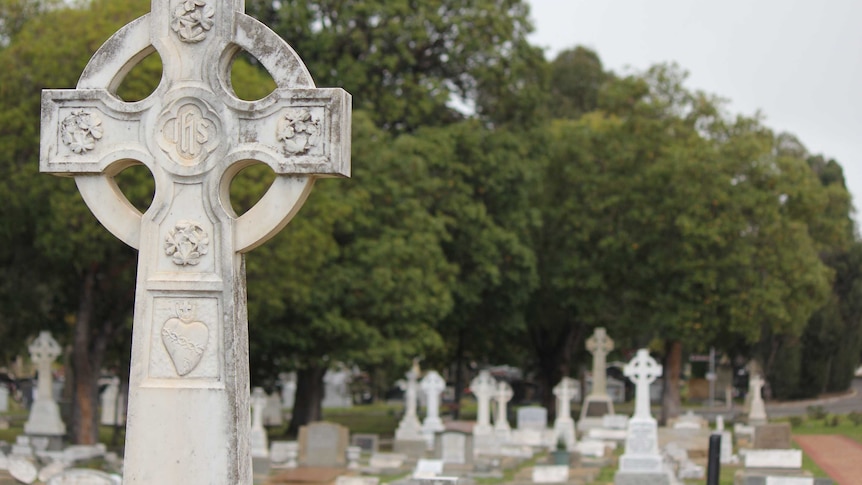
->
[420, 371, 446, 449]
[298, 422, 350, 468]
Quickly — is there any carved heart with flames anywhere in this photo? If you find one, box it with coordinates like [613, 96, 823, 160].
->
[161, 302, 209, 376]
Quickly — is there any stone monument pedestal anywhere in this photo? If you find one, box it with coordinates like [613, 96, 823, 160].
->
[578, 394, 615, 431]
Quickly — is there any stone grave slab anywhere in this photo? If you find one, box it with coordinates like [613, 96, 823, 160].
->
[8, 456, 37, 484]
[413, 458, 444, 478]
[37, 461, 68, 483]
[602, 415, 628, 430]
[743, 449, 803, 469]
[368, 453, 406, 470]
[46, 469, 118, 485]
[335, 476, 380, 485]
[517, 406, 548, 430]
[299, 422, 350, 468]
[434, 431, 473, 466]
[753, 423, 792, 449]
[531, 465, 569, 483]
[268, 467, 345, 485]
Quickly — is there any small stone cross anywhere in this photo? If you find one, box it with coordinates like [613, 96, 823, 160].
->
[420, 371, 446, 448]
[38, 0, 350, 483]
[470, 370, 496, 432]
[586, 327, 614, 396]
[493, 381, 513, 433]
[29, 331, 61, 403]
[553, 377, 577, 422]
[748, 374, 767, 424]
[624, 349, 662, 420]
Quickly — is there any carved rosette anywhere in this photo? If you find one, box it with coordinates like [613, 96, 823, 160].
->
[171, 0, 215, 43]
[277, 109, 321, 154]
[161, 301, 209, 376]
[164, 220, 209, 266]
[60, 109, 103, 154]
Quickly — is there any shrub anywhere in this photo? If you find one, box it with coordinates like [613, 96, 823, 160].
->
[806, 405, 827, 420]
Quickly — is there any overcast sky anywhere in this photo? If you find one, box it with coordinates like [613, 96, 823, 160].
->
[526, 0, 862, 220]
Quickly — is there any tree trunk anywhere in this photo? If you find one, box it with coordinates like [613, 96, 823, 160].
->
[286, 364, 326, 437]
[660, 339, 683, 425]
[71, 265, 98, 445]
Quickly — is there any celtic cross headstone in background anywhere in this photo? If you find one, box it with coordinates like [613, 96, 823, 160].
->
[39, 0, 351, 482]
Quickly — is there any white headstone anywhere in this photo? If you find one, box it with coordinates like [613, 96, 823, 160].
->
[263, 391, 283, 426]
[617, 349, 664, 475]
[494, 380, 514, 437]
[764, 478, 814, 485]
[469, 370, 496, 435]
[531, 465, 569, 483]
[0, 385, 9, 413]
[24, 331, 65, 436]
[420, 370, 446, 449]
[369, 453, 406, 469]
[250, 387, 269, 458]
[100, 377, 125, 426]
[39, 0, 351, 481]
[517, 406, 548, 430]
[336, 477, 380, 485]
[440, 432, 467, 464]
[280, 373, 297, 409]
[743, 449, 802, 469]
[413, 458, 444, 478]
[580, 328, 615, 424]
[748, 374, 768, 425]
[552, 377, 577, 451]
[395, 361, 424, 442]
[37, 461, 68, 483]
[322, 368, 353, 408]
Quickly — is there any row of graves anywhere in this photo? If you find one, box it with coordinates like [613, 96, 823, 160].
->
[256, 328, 834, 485]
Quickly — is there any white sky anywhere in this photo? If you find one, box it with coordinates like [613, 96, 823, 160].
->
[527, 0, 862, 221]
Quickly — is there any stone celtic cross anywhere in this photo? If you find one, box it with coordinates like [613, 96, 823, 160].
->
[24, 331, 66, 436]
[493, 381, 513, 433]
[586, 327, 613, 396]
[39, 0, 350, 483]
[624, 349, 662, 420]
[470, 370, 496, 433]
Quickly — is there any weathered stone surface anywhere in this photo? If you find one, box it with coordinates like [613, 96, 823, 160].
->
[532, 465, 569, 483]
[8, 456, 37, 484]
[395, 361, 423, 442]
[299, 421, 350, 467]
[38, 0, 351, 482]
[552, 377, 577, 451]
[46, 469, 117, 485]
[753, 423, 792, 450]
[580, 328, 616, 423]
[421, 371, 446, 449]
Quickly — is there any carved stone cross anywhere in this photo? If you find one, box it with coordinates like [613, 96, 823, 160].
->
[39, 0, 350, 482]
[623, 349, 662, 420]
[24, 331, 65, 437]
[586, 327, 613, 396]
[493, 381, 513, 433]
[470, 370, 496, 433]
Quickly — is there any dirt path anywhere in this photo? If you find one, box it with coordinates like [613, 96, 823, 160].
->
[794, 434, 862, 485]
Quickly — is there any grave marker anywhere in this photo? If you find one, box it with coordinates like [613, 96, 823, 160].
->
[421, 371, 446, 449]
[24, 331, 65, 439]
[39, 0, 351, 482]
[615, 349, 670, 485]
[469, 370, 496, 436]
[494, 380, 513, 437]
[552, 377, 577, 451]
[395, 361, 424, 442]
[748, 374, 768, 425]
[580, 328, 615, 423]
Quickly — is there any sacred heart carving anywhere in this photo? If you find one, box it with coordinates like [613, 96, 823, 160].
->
[161, 313, 209, 376]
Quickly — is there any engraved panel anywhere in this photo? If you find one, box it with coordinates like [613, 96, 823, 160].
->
[149, 297, 219, 380]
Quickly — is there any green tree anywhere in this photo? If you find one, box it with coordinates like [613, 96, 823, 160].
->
[247, 0, 546, 130]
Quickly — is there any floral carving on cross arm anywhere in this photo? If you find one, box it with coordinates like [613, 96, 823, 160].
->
[277, 109, 321, 155]
[171, 0, 215, 43]
[61, 110, 103, 154]
[164, 220, 209, 266]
